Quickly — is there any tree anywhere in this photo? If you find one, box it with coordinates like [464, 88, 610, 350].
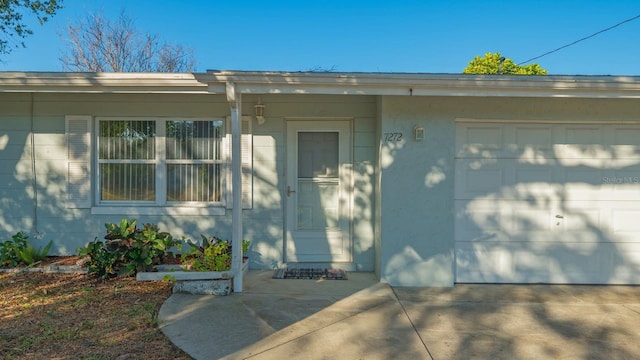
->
[60, 11, 196, 72]
[463, 52, 547, 75]
[0, 0, 62, 56]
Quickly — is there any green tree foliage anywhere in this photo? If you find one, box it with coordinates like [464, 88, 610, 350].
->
[463, 52, 547, 75]
[0, 0, 62, 56]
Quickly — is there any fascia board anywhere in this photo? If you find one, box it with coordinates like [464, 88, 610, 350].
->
[209, 72, 640, 99]
[2, 71, 640, 98]
[0, 72, 209, 94]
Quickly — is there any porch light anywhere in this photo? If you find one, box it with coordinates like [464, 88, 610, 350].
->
[254, 97, 266, 125]
[414, 125, 425, 141]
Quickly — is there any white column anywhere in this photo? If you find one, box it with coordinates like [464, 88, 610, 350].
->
[227, 82, 243, 292]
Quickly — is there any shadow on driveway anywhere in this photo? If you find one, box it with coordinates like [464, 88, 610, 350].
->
[159, 271, 640, 359]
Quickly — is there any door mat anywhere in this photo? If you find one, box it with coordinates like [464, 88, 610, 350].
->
[272, 268, 348, 280]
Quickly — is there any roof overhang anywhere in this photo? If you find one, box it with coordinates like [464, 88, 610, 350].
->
[1, 70, 640, 99]
[0, 72, 209, 94]
[202, 71, 640, 99]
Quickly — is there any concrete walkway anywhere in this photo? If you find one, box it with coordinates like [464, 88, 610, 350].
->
[159, 271, 640, 359]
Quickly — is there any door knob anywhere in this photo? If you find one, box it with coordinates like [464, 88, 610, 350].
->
[555, 214, 563, 226]
[287, 186, 296, 197]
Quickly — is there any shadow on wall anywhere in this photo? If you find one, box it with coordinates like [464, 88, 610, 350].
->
[455, 122, 640, 284]
[378, 115, 454, 286]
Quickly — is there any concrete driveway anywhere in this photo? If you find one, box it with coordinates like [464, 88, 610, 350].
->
[159, 271, 640, 359]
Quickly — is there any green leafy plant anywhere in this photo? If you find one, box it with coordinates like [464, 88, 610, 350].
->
[0, 232, 53, 267]
[119, 222, 179, 274]
[0, 231, 30, 267]
[181, 235, 232, 271]
[242, 239, 250, 256]
[77, 239, 125, 280]
[162, 274, 177, 283]
[77, 218, 180, 279]
[17, 240, 53, 265]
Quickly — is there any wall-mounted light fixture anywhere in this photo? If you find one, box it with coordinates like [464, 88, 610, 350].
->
[414, 125, 425, 141]
[254, 97, 266, 125]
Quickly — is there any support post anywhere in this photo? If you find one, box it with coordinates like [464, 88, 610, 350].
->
[227, 82, 244, 292]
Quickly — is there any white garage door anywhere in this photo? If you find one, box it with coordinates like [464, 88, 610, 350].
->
[455, 121, 640, 284]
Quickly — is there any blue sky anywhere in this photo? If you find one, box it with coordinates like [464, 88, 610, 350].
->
[1, 0, 639, 75]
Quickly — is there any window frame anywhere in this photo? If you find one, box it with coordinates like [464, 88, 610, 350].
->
[93, 116, 227, 213]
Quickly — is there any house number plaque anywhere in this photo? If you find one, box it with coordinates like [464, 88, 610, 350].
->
[383, 132, 404, 143]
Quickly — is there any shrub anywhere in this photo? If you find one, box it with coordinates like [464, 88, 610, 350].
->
[181, 235, 232, 271]
[0, 232, 53, 267]
[77, 218, 179, 279]
[77, 239, 124, 279]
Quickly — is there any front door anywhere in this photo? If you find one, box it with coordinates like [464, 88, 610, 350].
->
[285, 121, 352, 263]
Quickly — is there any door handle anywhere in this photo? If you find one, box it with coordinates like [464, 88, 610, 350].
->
[555, 215, 564, 219]
[287, 186, 296, 197]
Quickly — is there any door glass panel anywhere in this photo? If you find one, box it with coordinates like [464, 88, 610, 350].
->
[297, 131, 340, 230]
[298, 132, 338, 178]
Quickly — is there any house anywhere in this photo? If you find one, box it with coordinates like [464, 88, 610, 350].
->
[2, 70, 640, 287]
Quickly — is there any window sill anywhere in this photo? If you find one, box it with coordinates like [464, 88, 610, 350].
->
[91, 206, 226, 216]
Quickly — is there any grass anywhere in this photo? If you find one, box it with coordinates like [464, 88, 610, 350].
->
[0, 270, 191, 359]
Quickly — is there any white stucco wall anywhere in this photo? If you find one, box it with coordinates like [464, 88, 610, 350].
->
[0, 92, 378, 272]
[0, 94, 37, 237]
[8, 86, 639, 285]
[377, 96, 456, 286]
[0, 93, 236, 255]
[376, 95, 640, 287]
[249, 94, 377, 271]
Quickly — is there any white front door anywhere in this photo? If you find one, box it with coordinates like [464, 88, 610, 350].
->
[285, 121, 352, 263]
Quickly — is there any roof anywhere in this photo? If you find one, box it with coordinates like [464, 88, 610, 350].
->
[1, 70, 640, 98]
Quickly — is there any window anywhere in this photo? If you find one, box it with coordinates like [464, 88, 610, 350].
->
[97, 118, 224, 205]
[65, 114, 251, 214]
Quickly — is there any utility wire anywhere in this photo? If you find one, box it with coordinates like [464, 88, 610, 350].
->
[518, 13, 640, 65]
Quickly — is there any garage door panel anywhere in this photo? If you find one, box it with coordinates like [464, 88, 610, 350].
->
[456, 200, 561, 242]
[612, 245, 640, 283]
[612, 127, 640, 158]
[514, 126, 556, 159]
[456, 124, 558, 159]
[457, 123, 640, 160]
[455, 201, 504, 232]
[605, 166, 640, 200]
[561, 202, 640, 238]
[457, 199, 639, 242]
[455, 121, 640, 285]
[562, 167, 605, 184]
[564, 126, 603, 143]
[457, 196, 563, 235]
[561, 208, 603, 232]
[560, 125, 605, 160]
[612, 209, 640, 233]
[561, 175, 640, 202]
[514, 166, 554, 183]
[561, 167, 611, 201]
[455, 201, 514, 243]
[455, 125, 505, 158]
[456, 243, 516, 283]
[456, 241, 631, 284]
[455, 159, 506, 197]
[511, 207, 556, 232]
[456, 159, 561, 200]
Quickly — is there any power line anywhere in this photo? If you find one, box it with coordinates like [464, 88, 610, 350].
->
[518, 13, 640, 65]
